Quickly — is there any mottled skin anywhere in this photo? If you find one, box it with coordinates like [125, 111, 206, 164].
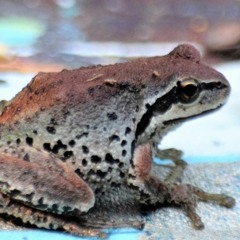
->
[0, 44, 235, 237]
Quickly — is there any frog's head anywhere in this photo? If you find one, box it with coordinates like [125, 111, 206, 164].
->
[135, 44, 230, 142]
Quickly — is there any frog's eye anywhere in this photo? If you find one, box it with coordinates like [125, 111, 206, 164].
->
[177, 79, 200, 103]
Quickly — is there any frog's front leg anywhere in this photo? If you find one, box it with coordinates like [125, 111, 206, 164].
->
[155, 148, 187, 183]
[128, 144, 235, 229]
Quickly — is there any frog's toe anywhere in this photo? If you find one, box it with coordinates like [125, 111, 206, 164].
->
[216, 194, 236, 208]
[187, 184, 236, 208]
[182, 203, 204, 230]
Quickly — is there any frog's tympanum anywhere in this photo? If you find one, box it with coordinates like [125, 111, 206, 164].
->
[0, 44, 235, 237]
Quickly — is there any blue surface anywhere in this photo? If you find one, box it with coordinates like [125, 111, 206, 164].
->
[0, 228, 142, 240]
[154, 155, 240, 165]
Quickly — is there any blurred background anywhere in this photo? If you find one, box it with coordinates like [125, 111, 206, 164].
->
[0, 0, 240, 72]
[0, 1, 239, 239]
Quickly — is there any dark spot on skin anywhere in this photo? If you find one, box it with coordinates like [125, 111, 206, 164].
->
[46, 126, 56, 134]
[132, 118, 136, 123]
[88, 169, 95, 176]
[51, 204, 59, 213]
[94, 188, 102, 194]
[136, 105, 139, 112]
[121, 140, 127, 147]
[34, 89, 40, 95]
[82, 145, 89, 154]
[91, 155, 101, 163]
[120, 172, 125, 178]
[9, 189, 21, 198]
[38, 197, 44, 205]
[108, 167, 113, 172]
[7, 141, 11, 145]
[111, 182, 121, 188]
[118, 162, 124, 168]
[26, 137, 33, 146]
[82, 159, 88, 166]
[62, 109, 71, 118]
[68, 140, 76, 147]
[50, 118, 58, 125]
[63, 151, 73, 159]
[96, 170, 108, 179]
[43, 143, 51, 152]
[122, 150, 127, 157]
[76, 132, 88, 139]
[25, 192, 34, 202]
[103, 127, 107, 131]
[75, 169, 84, 178]
[52, 140, 67, 154]
[16, 138, 21, 144]
[63, 206, 71, 214]
[88, 87, 95, 95]
[109, 135, 120, 142]
[107, 112, 118, 121]
[42, 216, 48, 223]
[23, 153, 30, 161]
[33, 130, 38, 135]
[105, 153, 115, 164]
[49, 223, 54, 229]
[131, 140, 135, 155]
[125, 127, 131, 135]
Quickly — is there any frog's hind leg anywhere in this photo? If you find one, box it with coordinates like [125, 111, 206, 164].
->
[0, 151, 95, 216]
[128, 144, 236, 229]
[155, 148, 187, 183]
[0, 192, 106, 238]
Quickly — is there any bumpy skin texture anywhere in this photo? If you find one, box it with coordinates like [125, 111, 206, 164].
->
[0, 44, 234, 236]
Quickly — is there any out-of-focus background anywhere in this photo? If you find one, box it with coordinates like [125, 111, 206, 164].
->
[0, 1, 239, 240]
[0, 0, 240, 72]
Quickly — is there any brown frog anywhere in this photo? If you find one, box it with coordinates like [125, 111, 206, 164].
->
[0, 44, 235, 237]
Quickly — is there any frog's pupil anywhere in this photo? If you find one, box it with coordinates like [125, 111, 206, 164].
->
[183, 84, 198, 97]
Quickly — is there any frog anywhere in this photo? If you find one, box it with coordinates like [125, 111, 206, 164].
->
[0, 44, 235, 237]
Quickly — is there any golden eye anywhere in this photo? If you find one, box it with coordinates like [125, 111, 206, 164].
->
[176, 79, 200, 103]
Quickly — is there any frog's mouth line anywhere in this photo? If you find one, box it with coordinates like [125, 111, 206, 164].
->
[162, 103, 224, 126]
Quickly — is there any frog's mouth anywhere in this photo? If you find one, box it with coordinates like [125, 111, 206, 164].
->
[162, 103, 224, 127]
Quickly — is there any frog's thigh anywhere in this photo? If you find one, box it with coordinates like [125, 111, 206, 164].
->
[0, 153, 95, 215]
[0, 192, 105, 238]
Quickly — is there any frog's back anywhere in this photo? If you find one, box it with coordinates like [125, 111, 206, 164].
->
[0, 62, 147, 190]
